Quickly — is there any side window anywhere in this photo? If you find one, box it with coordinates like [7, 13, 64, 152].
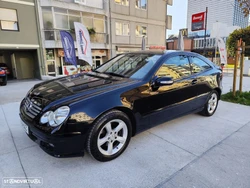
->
[189, 57, 211, 74]
[155, 55, 191, 80]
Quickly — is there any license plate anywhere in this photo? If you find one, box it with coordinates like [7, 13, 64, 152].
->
[22, 122, 29, 135]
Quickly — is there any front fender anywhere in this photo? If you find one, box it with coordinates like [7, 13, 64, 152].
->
[69, 93, 124, 121]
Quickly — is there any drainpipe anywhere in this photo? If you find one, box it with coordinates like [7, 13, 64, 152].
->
[108, 0, 113, 58]
[34, 0, 46, 78]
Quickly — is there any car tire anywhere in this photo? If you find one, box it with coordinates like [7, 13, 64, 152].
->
[1, 76, 7, 86]
[86, 110, 132, 162]
[199, 90, 219, 117]
[2, 80, 7, 86]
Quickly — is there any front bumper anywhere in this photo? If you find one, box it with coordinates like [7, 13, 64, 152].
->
[20, 113, 88, 157]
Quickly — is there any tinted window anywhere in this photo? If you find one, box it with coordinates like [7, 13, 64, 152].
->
[155, 55, 191, 80]
[189, 57, 211, 74]
[95, 54, 162, 79]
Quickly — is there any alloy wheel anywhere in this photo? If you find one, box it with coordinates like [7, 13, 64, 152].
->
[207, 93, 218, 114]
[97, 119, 128, 156]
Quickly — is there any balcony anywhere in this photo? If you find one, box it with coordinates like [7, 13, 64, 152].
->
[44, 30, 108, 49]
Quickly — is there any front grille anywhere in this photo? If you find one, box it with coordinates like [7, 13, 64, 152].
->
[23, 97, 42, 119]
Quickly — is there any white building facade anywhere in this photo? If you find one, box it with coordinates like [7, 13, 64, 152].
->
[187, 0, 248, 34]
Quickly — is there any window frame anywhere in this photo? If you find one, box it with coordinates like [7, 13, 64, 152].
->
[74, 0, 86, 5]
[135, 0, 147, 10]
[115, 0, 129, 6]
[188, 56, 212, 75]
[115, 22, 130, 36]
[0, 8, 19, 31]
[135, 25, 147, 37]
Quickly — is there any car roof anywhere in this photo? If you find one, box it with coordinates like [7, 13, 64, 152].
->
[123, 50, 165, 55]
[123, 50, 200, 57]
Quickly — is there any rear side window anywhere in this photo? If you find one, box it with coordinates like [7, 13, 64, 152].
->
[189, 57, 211, 74]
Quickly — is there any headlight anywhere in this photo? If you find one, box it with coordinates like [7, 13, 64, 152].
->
[40, 106, 70, 127]
[40, 111, 53, 124]
[53, 106, 70, 126]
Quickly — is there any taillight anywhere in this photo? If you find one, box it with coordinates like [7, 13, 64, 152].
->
[0, 70, 5, 75]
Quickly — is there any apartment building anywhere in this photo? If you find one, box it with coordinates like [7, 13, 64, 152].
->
[37, 0, 109, 76]
[110, 0, 172, 56]
[0, 0, 43, 79]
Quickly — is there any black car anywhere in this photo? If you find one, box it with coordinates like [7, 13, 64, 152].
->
[0, 67, 7, 86]
[20, 51, 222, 161]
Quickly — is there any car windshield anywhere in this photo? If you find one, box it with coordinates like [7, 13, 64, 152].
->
[94, 53, 162, 79]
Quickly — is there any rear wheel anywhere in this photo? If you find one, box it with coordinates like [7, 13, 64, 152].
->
[0, 76, 7, 86]
[2, 76, 7, 86]
[199, 90, 219, 116]
[86, 110, 132, 162]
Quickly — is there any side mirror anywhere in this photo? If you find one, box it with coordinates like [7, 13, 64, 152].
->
[155, 77, 174, 86]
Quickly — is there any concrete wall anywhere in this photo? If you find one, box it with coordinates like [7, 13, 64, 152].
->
[111, 0, 166, 21]
[0, 0, 39, 46]
[110, 0, 167, 55]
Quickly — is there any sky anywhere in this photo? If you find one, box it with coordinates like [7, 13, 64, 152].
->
[167, 0, 188, 37]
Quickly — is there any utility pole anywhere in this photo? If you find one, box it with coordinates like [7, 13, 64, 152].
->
[233, 39, 241, 96]
[203, 7, 208, 56]
[239, 42, 245, 93]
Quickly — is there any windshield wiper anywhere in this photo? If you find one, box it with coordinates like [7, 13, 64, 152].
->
[105, 72, 127, 78]
[92, 70, 100, 73]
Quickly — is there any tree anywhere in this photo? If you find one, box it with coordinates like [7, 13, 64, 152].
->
[237, 0, 250, 17]
[227, 26, 250, 56]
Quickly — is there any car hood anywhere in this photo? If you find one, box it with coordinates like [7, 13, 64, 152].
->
[28, 72, 139, 109]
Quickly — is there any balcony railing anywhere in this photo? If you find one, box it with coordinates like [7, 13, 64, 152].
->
[44, 30, 108, 44]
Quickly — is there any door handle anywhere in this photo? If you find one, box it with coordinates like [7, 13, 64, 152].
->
[192, 79, 198, 85]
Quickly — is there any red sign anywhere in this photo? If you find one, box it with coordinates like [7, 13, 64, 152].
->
[192, 12, 205, 22]
[191, 12, 205, 31]
[149, 46, 166, 50]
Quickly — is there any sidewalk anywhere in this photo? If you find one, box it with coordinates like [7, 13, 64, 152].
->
[222, 75, 250, 94]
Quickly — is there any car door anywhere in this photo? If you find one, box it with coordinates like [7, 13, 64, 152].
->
[146, 54, 198, 126]
[188, 56, 214, 109]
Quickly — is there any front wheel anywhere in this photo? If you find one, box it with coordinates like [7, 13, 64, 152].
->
[199, 90, 219, 116]
[86, 110, 132, 162]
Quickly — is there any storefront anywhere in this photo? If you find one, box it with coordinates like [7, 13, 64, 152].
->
[45, 48, 108, 76]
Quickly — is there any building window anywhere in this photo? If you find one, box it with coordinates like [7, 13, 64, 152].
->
[74, 0, 86, 5]
[0, 8, 18, 31]
[115, 22, 129, 35]
[42, 7, 53, 29]
[115, 0, 129, 6]
[135, 0, 147, 10]
[54, 8, 69, 29]
[136, 25, 147, 36]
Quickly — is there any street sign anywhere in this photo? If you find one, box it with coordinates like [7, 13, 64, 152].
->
[191, 12, 205, 31]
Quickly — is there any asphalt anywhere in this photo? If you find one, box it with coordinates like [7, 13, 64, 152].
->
[0, 76, 250, 188]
